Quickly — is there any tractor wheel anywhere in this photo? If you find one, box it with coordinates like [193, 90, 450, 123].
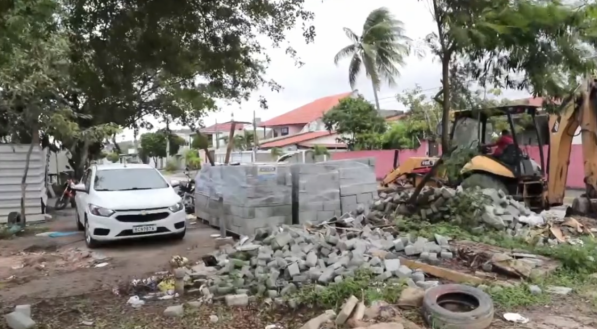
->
[461, 173, 508, 194]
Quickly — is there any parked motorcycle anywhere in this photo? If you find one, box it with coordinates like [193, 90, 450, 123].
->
[178, 168, 195, 213]
[55, 176, 76, 210]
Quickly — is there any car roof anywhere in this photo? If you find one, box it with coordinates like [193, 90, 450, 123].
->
[94, 163, 155, 171]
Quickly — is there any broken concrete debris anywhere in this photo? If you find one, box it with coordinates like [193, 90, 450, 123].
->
[180, 223, 444, 305]
[375, 185, 581, 245]
[4, 304, 35, 329]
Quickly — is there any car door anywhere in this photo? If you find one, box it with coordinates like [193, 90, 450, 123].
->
[75, 169, 92, 221]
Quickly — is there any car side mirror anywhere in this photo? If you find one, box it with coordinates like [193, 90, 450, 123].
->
[170, 180, 180, 187]
[71, 183, 86, 192]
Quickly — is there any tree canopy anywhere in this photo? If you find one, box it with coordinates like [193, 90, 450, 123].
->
[424, 0, 597, 151]
[322, 96, 387, 150]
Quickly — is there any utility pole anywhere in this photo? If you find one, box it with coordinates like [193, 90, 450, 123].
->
[215, 118, 219, 149]
[165, 116, 170, 158]
[252, 109, 258, 162]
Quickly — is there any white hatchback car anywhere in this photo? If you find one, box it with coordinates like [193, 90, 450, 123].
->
[71, 163, 186, 248]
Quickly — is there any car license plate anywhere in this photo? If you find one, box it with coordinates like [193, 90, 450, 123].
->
[132, 225, 157, 233]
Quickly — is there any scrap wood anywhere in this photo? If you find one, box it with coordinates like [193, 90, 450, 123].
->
[549, 225, 566, 243]
[399, 258, 484, 285]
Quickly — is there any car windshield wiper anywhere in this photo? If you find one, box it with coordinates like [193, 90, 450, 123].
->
[117, 187, 153, 191]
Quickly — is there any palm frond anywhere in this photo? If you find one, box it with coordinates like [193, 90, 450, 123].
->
[334, 44, 357, 65]
[343, 27, 359, 43]
[348, 54, 362, 89]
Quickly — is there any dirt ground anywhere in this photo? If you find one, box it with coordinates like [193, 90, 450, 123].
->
[0, 207, 220, 304]
[2, 206, 597, 328]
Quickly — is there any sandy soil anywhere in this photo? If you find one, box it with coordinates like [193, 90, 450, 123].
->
[0, 208, 219, 304]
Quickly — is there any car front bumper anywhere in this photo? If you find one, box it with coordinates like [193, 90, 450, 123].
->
[87, 208, 186, 241]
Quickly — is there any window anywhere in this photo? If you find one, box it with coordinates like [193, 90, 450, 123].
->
[82, 169, 92, 189]
[93, 168, 169, 191]
[280, 127, 289, 136]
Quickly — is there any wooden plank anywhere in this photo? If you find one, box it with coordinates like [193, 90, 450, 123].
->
[399, 258, 484, 284]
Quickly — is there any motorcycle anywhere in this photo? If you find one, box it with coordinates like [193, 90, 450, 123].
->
[55, 168, 77, 210]
[178, 168, 195, 213]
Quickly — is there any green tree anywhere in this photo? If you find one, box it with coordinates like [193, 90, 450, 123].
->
[140, 132, 167, 165]
[191, 134, 209, 150]
[312, 145, 330, 160]
[106, 152, 120, 163]
[333, 7, 411, 110]
[322, 96, 387, 150]
[184, 149, 202, 170]
[424, 0, 596, 152]
[233, 132, 255, 151]
[381, 122, 419, 150]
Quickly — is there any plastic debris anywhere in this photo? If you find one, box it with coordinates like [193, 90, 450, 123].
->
[94, 262, 109, 268]
[127, 296, 145, 308]
[504, 313, 529, 324]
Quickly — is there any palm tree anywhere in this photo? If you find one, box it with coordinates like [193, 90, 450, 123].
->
[334, 7, 411, 110]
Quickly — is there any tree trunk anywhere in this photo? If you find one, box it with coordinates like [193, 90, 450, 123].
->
[371, 80, 381, 110]
[20, 127, 39, 226]
[440, 57, 451, 154]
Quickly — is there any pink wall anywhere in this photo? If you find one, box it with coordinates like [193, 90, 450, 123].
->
[332, 144, 586, 189]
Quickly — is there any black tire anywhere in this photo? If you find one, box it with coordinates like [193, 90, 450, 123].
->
[172, 229, 186, 241]
[461, 173, 508, 193]
[76, 210, 84, 231]
[54, 196, 67, 210]
[84, 218, 101, 249]
[422, 284, 494, 329]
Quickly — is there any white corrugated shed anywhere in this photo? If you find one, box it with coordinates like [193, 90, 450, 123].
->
[0, 144, 48, 223]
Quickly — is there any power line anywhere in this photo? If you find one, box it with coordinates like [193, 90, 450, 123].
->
[367, 85, 442, 104]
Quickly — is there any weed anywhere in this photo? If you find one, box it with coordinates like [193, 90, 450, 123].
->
[293, 269, 405, 309]
[488, 284, 550, 309]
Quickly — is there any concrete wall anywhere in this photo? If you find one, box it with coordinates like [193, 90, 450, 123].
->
[330, 143, 587, 189]
[194, 158, 378, 236]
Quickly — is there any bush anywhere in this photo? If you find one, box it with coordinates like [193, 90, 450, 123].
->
[165, 159, 178, 172]
[106, 152, 119, 163]
[184, 149, 202, 170]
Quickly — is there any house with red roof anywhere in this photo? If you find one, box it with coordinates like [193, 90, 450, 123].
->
[257, 91, 356, 150]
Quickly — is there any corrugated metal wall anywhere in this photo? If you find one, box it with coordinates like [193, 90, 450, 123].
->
[0, 144, 47, 223]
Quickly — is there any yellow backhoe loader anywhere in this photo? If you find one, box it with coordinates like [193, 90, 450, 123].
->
[381, 78, 597, 215]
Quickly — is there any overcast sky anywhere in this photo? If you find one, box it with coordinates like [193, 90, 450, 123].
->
[119, 0, 530, 141]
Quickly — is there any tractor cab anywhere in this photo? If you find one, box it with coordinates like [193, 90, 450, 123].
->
[451, 105, 547, 209]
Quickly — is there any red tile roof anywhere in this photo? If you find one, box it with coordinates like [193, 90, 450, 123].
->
[386, 114, 407, 122]
[259, 92, 354, 127]
[260, 131, 333, 148]
[200, 121, 248, 134]
[298, 142, 346, 148]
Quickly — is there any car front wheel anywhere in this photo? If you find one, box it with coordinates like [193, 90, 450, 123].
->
[84, 217, 101, 249]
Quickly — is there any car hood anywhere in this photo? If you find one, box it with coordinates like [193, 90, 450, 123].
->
[94, 188, 181, 210]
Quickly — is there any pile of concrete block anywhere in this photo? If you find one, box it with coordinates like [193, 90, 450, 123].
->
[372, 185, 553, 241]
[291, 163, 343, 225]
[184, 224, 439, 306]
[195, 164, 293, 235]
[195, 159, 378, 236]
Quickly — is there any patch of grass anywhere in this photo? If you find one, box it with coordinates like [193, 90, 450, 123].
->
[292, 269, 405, 309]
[488, 283, 550, 309]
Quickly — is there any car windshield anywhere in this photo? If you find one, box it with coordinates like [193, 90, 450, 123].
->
[93, 168, 169, 191]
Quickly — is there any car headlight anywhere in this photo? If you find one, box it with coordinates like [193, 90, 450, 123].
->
[169, 202, 184, 213]
[89, 204, 115, 217]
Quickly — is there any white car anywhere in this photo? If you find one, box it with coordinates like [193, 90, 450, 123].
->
[71, 163, 186, 248]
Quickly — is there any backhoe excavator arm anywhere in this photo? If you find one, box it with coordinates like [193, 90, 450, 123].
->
[547, 78, 597, 212]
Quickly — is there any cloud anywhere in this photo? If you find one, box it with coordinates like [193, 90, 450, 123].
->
[120, 0, 531, 141]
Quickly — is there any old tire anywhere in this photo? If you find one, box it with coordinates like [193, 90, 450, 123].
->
[461, 173, 508, 193]
[422, 284, 494, 329]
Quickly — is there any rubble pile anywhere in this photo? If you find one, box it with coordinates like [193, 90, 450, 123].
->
[371, 186, 550, 236]
[181, 224, 441, 305]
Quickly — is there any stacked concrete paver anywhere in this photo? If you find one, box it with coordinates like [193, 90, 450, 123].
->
[195, 159, 378, 235]
[195, 164, 293, 235]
